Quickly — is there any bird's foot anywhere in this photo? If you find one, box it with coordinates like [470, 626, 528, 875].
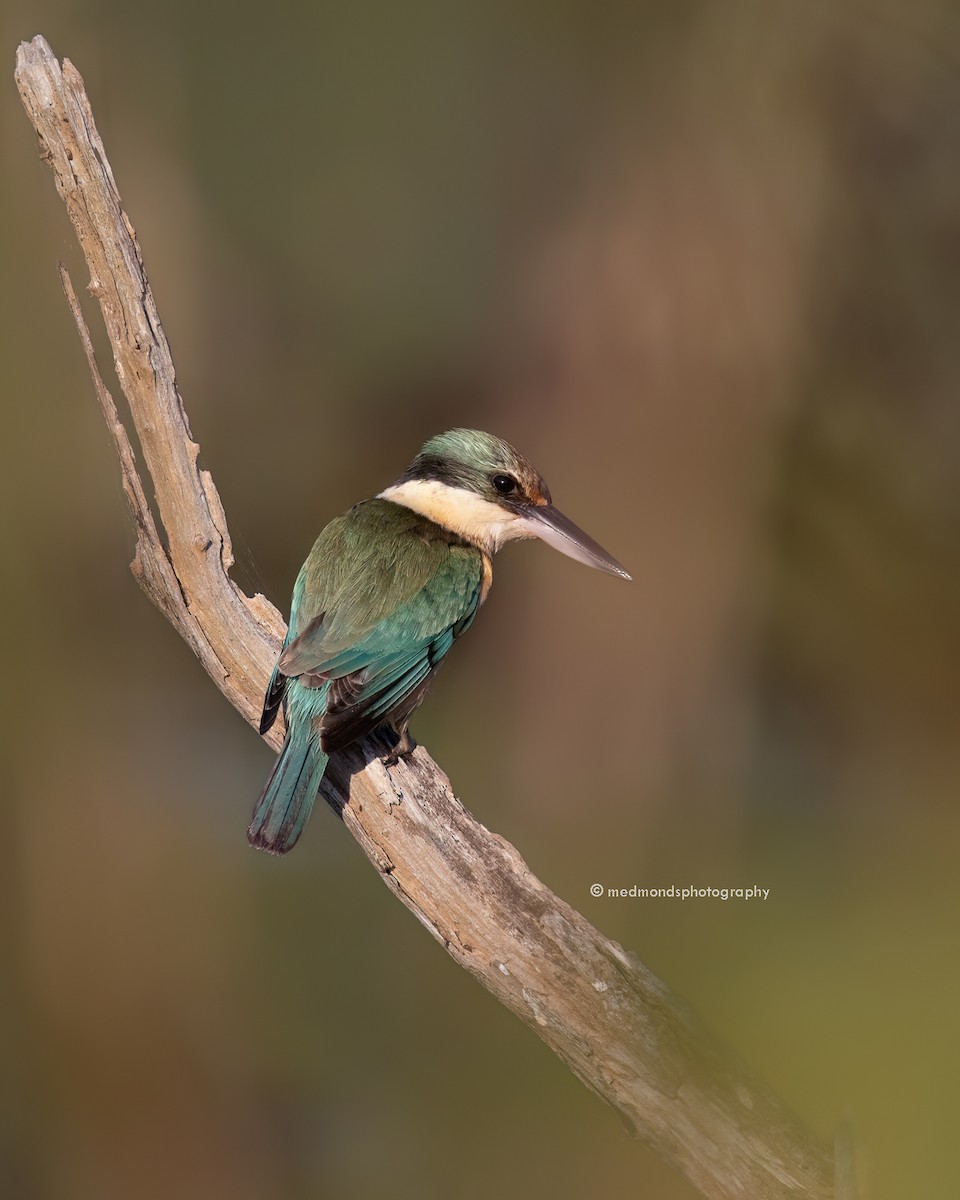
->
[383, 726, 417, 767]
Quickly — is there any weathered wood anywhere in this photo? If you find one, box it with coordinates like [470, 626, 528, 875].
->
[15, 35, 836, 1200]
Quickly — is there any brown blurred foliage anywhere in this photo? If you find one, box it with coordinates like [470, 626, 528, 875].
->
[3, 3, 960, 1198]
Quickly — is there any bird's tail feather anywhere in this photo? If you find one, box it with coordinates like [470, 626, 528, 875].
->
[248, 730, 328, 854]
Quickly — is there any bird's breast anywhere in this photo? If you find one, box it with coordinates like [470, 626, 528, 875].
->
[480, 551, 493, 604]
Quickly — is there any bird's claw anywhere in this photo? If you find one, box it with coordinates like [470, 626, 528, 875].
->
[383, 726, 417, 766]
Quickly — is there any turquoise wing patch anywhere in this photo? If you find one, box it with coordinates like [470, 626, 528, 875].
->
[317, 556, 483, 752]
[280, 539, 484, 753]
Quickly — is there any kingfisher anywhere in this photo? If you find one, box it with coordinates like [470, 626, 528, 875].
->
[249, 428, 630, 854]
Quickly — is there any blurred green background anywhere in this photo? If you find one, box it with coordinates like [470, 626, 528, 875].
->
[3, 2, 960, 1197]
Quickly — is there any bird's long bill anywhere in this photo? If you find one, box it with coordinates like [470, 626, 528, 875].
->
[520, 504, 632, 580]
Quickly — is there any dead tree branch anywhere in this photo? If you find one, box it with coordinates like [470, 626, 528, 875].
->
[15, 35, 836, 1200]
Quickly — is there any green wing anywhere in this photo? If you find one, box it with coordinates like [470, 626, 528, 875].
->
[266, 499, 484, 752]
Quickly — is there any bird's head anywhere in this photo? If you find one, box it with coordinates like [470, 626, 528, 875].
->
[382, 428, 631, 579]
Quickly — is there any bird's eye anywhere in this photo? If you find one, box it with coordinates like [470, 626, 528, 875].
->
[492, 474, 518, 495]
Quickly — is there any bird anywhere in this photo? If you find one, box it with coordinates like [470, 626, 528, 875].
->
[249, 428, 630, 854]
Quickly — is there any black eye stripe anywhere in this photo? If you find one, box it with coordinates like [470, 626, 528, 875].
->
[492, 473, 518, 495]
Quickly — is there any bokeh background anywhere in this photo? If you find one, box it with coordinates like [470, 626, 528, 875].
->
[3, 2, 960, 1197]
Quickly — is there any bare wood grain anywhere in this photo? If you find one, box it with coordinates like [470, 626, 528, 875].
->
[16, 35, 836, 1200]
